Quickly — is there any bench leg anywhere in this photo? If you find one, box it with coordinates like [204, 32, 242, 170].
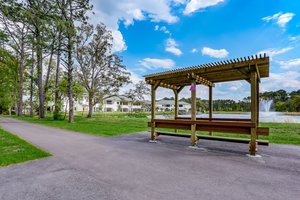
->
[249, 128, 257, 155]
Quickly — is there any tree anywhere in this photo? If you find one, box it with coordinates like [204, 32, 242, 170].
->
[75, 23, 131, 118]
[0, 48, 18, 114]
[57, 0, 91, 122]
[125, 81, 150, 111]
[292, 96, 300, 112]
[58, 77, 84, 119]
[0, 0, 30, 116]
[125, 81, 150, 101]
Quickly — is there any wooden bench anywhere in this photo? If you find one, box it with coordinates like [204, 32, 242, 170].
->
[148, 119, 269, 145]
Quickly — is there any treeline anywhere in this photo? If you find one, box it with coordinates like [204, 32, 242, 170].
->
[162, 89, 300, 112]
[260, 89, 300, 112]
[0, 0, 148, 120]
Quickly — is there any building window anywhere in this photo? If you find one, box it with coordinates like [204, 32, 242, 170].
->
[122, 101, 128, 105]
[179, 104, 183, 107]
[106, 108, 112, 112]
[166, 104, 170, 107]
[106, 100, 113, 105]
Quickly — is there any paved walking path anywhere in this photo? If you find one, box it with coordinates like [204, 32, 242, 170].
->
[0, 117, 300, 200]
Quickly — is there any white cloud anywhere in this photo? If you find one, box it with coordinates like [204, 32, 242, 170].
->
[289, 35, 300, 41]
[262, 12, 295, 29]
[139, 58, 175, 70]
[172, 0, 187, 5]
[111, 30, 127, 52]
[191, 48, 197, 53]
[278, 58, 300, 70]
[165, 38, 182, 56]
[154, 25, 171, 35]
[90, 0, 179, 52]
[261, 71, 300, 92]
[229, 81, 243, 91]
[123, 9, 145, 26]
[201, 47, 229, 58]
[183, 0, 224, 15]
[257, 47, 293, 60]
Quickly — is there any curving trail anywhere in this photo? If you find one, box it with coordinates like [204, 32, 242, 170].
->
[0, 117, 300, 200]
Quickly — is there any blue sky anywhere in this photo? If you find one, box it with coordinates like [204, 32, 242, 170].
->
[90, 0, 300, 100]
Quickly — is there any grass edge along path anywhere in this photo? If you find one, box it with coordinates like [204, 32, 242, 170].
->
[0, 128, 51, 167]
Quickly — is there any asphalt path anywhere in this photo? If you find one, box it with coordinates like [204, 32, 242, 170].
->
[0, 117, 300, 200]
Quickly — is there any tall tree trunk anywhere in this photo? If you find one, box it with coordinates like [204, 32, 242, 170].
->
[43, 39, 55, 105]
[54, 31, 62, 119]
[67, 1, 74, 123]
[29, 47, 34, 117]
[13, 86, 17, 114]
[87, 92, 93, 118]
[67, 34, 74, 123]
[17, 41, 25, 116]
[36, 33, 44, 119]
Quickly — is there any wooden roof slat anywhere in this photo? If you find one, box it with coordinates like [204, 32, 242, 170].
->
[145, 55, 269, 87]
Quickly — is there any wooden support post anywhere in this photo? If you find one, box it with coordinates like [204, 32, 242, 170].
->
[151, 81, 160, 140]
[174, 90, 179, 119]
[257, 81, 260, 125]
[209, 86, 213, 136]
[174, 89, 179, 133]
[191, 81, 197, 146]
[249, 71, 258, 155]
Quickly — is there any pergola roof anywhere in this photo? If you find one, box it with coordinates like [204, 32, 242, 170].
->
[144, 54, 269, 89]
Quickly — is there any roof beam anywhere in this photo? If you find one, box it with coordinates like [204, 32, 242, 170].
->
[145, 79, 178, 90]
[187, 73, 215, 87]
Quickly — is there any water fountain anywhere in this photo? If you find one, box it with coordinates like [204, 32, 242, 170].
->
[260, 99, 273, 112]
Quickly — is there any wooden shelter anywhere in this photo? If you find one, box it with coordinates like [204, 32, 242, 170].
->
[145, 54, 270, 155]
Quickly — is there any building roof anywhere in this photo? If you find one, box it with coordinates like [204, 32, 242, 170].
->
[105, 95, 132, 102]
[144, 54, 269, 89]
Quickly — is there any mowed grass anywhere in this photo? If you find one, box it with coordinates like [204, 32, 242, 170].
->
[0, 128, 51, 167]
[7, 112, 300, 145]
[11, 112, 149, 137]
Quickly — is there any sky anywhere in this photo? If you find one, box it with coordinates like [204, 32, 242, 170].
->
[89, 0, 300, 100]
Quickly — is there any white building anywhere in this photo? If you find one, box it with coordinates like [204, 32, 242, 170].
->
[102, 96, 142, 112]
[156, 100, 191, 113]
[73, 95, 142, 112]
[71, 97, 191, 113]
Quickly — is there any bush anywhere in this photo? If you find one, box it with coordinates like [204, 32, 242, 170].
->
[53, 112, 64, 120]
[126, 112, 148, 118]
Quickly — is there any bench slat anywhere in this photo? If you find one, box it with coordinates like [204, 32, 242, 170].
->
[155, 131, 269, 146]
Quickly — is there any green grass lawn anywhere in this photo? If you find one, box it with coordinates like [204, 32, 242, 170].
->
[10, 112, 149, 137]
[6, 112, 300, 145]
[0, 128, 51, 167]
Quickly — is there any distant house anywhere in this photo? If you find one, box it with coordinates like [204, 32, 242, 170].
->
[102, 96, 142, 112]
[156, 100, 191, 113]
[70, 97, 191, 113]
[72, 95, 142, 113]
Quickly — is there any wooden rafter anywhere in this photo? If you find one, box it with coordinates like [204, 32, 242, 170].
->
[187, 73, 214, 87]
[146, 79, 178, 90]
